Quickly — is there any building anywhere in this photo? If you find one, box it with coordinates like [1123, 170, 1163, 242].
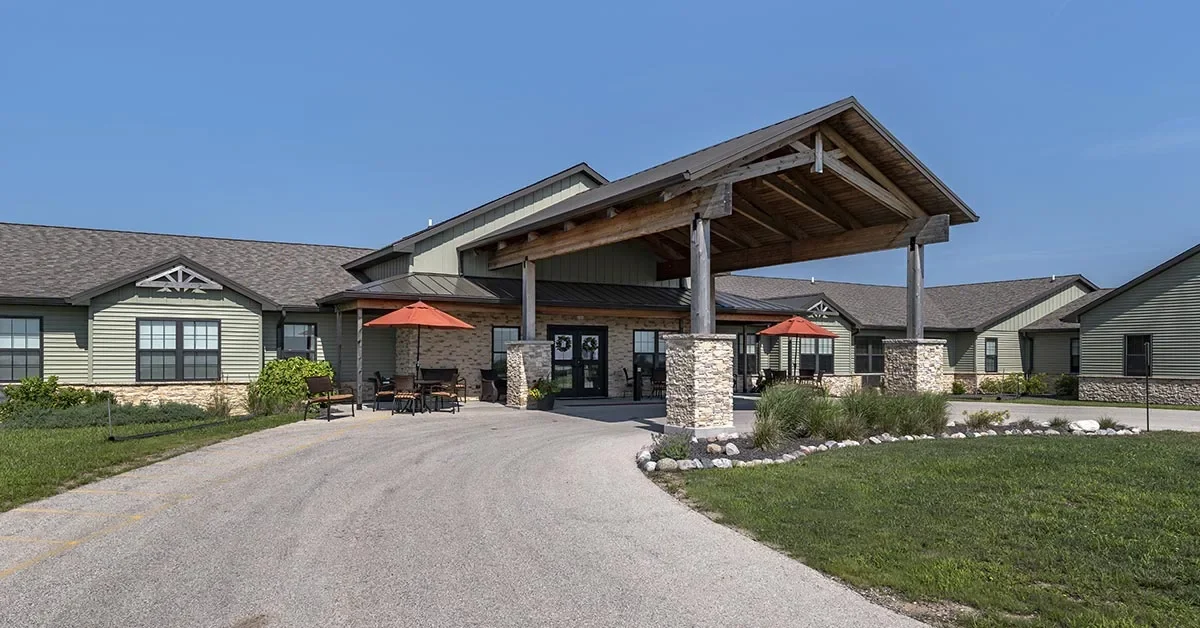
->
[1, 96, 983, 433]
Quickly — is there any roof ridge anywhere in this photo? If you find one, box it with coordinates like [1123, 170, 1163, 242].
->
[0, 221, 374, 252]
[722, 273, 903, 289]
[928, 274, 1084, 289]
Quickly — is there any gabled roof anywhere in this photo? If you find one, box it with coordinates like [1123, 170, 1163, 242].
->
[320, 272, 792, 315]
[716, 274, 1097, 331]
[0, 223, 370, 309]
[464, 97, 978, 251]
[760, 293, 859, 325]
[66, 255, 281, 310]
[343, 163, 607, 271]
[1023, 289, 1113, 332]
[1065, 242, 1200, 322]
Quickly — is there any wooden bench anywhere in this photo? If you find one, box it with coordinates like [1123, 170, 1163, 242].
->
[304, 376, 356, 421]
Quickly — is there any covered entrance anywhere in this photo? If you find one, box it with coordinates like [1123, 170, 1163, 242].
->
[548, 325, 607, 398]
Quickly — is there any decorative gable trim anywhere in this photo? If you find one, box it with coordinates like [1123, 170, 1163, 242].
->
[135, 264, 223, 293]
[806, 300, 838, 317]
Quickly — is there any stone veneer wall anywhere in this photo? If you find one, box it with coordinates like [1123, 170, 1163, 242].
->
[664, 333, 735, 431]
[883, 339, 947, 394]
[79, 383, 250, 413]
[505, 341, 552, 408]
[1080, 376, 1200, 405]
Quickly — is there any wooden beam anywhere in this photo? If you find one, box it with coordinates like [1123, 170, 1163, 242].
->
[640, 233, 686, 260]
[335, 309, 343, 383]
[907, 241, 924, 338]
[526, 231, 539, 242]
[699, 182, 733, 219]
[761, 174, 861, 231]
[812, 125, 926, 217]
[691, 217, 714, 334]
[732, 188, 807, 240]
[355, 307, 363, 409]
[489, 187, 716, 269]
[521, 259, 536, 341]
[710, 221, 758, 249]
[662, 149, 843, 201]
[563, 220, 577, 231]
[776, 170, 859, 228]
[812, 131, 824, 174]
[657, 214, 950, 280]
[821, 157, 915, 219]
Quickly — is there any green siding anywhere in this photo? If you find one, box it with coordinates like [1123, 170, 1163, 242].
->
[1080, 251, 1200, 377]
[263, 311, 395, 382]
[950, 331, 977, 372]
[90, 286, 263, 383]
[760, 317, 853, 374]
[411, 172, 598, 275]
[0, 305, 90, 384]
[975, 283, 1089, 373]
[1029, 332, 1076, 375]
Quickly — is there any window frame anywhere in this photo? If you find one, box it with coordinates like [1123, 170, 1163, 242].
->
[984, 337, 998, 373]
[854, 336, 885, 374]
[1123, 334, 1152, 377]
[1069, 337, 1080, 374]
[633, 330, 668, 374]
[491, 326, 521, 374]
[135, 318, 222, 382]
[278, 322, 318, 361]
[0, 315, 44, 383]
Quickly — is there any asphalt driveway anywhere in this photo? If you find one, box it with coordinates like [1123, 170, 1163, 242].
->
[0, 406, 922, 628]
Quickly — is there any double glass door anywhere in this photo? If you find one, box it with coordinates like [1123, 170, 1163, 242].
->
[548, 326, 607, 397]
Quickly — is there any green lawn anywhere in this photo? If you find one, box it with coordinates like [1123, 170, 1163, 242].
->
[971, 396, 1200, 412]
[679, 433, 1200, 627]
[0, 415, 300, 512]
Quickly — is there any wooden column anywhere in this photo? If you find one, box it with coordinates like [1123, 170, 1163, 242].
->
[691, 215, 714, 334]
[335, 308, 343, 382]
[521, 258, 536, 341]
[356, 307, 364, 409]
[906, 239, 925, 339]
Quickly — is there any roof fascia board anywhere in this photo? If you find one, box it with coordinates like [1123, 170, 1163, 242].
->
[1066, 243, 1200, 322]
[67, 255, 282, 311]
[971, 278, 1093, 332]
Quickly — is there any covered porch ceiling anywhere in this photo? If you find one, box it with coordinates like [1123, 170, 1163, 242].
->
[462, 97, 976, 279]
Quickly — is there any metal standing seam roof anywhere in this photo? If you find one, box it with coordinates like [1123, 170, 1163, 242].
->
[461, 96, 979, 252]
[325, 273, 793, 314]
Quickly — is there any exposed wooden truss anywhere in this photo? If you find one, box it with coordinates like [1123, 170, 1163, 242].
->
[135, 265, 222, 292]
[732, 188, 807, 240]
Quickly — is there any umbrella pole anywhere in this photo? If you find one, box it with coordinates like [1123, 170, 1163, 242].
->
[415, 325, 422, 377]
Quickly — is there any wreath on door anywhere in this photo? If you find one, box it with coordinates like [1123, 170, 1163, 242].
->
[581, 336, 599, 356]
[554, 335, 572, 354]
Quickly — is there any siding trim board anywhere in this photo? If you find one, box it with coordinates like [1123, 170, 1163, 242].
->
[67, 254, 281, 311]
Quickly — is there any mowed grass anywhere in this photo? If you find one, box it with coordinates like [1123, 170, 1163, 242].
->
[0, 415, 300, 512]
[680, 432, 1200, 627]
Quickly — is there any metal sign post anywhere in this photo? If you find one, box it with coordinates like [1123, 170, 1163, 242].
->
[1144, 340, 1151, 432]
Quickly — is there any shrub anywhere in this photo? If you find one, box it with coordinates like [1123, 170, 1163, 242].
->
[206, 387, 233, 418]
[810, 412, 864, 441]
[1055, 374, 1080, 399]
[757, 384, 822, 437]
[651, 432, 691, 460]
[751, 411, 784, 450]
[842, 389, 887, 431]
[0, 376, 114, 422]
[1000, 373, 1026, 395]
[979, 378, 1001, 394]
[1015, 417, 1038, 430]
[894, 393, 950, 435]
[247, 358, 336, 415]
[963, 408, 1009, 430]
[950, 380, 967, 395]
[1098, 417, 1125, 430]
[1024, 373, 1049, 395]
[2, 401, 209, 429]
[527, 378, 561, 401]
[1049, 417, 1071, 429]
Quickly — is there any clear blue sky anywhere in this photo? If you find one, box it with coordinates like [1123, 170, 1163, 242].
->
[2, 1, 1197, 288]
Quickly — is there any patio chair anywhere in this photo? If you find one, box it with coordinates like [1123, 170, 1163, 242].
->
[303, 376, 356, 421]
[370, 371, 396, 411]
[651, 367, 667, 398]
[480, 369, 500, 403]
[421, 368, 465, 413]
[391, 375, 419, 415]
[622, 367, 634, 398]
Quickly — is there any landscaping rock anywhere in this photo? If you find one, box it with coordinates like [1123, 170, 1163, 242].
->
[1045, 429, 1060, 435]
[1131, 428, 1141, 434]
[781, 453, 795, 462]
[868, 436, 882, 445]
[1039, 421, 1051, 428]
[1117, 429, 1132, 435]
[950, 432, 967, 439]
[816, 444, 828, 452]
[1068, 419, 1101, 433]
[716, 433, 729, 442]
[707, 436, 718, 443]
[986, 430, 998, 436]
[728, 432, 739, 439]
[902, 435, 915, 442]
[712, 458, 732, 469]
[1022, 429, 1033, 435]
[842, 440, 860, 447]
[706, 443, 723, 455]
[657, 458, 679, 471]
[690, 436, 699, 443]
[724, 443, 740, 456]
[732, 460, 746, 468]
[677, 460, 696, 471]
[636, 450, 652, 463]
[642, 460, 657, 472]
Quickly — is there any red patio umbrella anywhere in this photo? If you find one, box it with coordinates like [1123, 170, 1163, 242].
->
[760, 316, 838, 379]
[364, 301, 475, 376]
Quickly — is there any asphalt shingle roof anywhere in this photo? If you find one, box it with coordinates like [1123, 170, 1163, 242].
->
[0, 223, 371, 308]
[717, 274, 1097, 330]
[1022, 289, 1113, 331]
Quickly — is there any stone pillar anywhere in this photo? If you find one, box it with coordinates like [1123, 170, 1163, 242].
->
[506, 340, 553, 408]
[664, 333, 735, 436]
[883, 338, 946, 394]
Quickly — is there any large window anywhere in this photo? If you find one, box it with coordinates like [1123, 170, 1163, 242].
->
[0, 317, 42, 382]
[737, 333, 759, 376]
[1124, 335, 1152, 377]
[280, 323, 317, 360]
[794, 337, 834, 374]
[492, 326, 520, 374]
[137, 320, 220, 382]
[984, 338, 998, 373]
[854, 336, 884, 373]
[1069, 337, 1080, 374]
[633, 330, 667, 374]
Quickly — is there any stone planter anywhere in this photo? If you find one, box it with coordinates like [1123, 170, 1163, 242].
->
[528, 394, 557, 411]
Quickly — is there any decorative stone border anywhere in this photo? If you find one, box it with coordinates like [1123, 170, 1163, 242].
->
[636, 422, 1144, 472]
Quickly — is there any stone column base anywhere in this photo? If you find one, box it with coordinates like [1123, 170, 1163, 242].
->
[664, 333, 735, 436]
[505, 341, 552, 409]
[883, 338, 947, 394]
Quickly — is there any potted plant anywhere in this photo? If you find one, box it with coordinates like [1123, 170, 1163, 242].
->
[527, 378, 561, 411]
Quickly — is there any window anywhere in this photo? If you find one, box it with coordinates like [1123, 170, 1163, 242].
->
[854, 336, 884, 373]
[1069, 337, 1080, 374]
[792, 337, 834, 374]
[984, 338, 998, 373]
[0, 317, 42, 382]
[633, 330, 667, 374]
[737, 333, 759, 376]
[137, 320, 220, 381]
[1124, 335, 1152, 377]
[280, 323, 317, 360]
[492, 326, 520, 374]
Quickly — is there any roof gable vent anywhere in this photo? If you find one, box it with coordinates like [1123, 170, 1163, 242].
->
[135, 264, 223, 293]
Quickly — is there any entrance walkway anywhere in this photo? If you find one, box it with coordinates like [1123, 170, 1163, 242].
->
[0, 405, 921, 627]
